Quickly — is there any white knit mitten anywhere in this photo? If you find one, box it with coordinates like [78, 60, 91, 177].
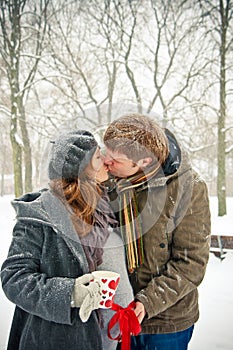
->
[71, 274, 102, 322]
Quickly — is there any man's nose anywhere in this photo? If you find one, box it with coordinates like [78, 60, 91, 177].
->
[104, 156, 113, 165]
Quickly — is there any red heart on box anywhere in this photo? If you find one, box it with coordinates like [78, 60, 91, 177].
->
[105, 299, 113, 308]
[100, 301, 104, 306]
[101, 279, 107, 283]
[108, 279, 118, 290]
[109, 292, 113, 297]
[102, 290, 107, 294]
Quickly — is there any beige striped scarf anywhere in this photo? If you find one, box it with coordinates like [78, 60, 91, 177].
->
[116, 164, 160, 273]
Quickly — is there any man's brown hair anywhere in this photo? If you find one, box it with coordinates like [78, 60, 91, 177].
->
[103, 113, 169, 165]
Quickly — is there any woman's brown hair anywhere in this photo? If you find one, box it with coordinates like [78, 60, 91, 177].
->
[50, 176, 102, 237]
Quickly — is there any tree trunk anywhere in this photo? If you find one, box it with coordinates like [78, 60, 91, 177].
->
[10, 120, 23, 197]
[9, 13, 24, 197]
[18, 99, 32, 192]
[1, 172, 4, 196]
[217, 0, 227, 216]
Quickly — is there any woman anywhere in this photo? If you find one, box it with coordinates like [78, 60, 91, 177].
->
[1, 130, 133, 350]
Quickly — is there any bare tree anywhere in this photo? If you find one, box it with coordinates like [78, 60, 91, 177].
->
[0, 113, 13, 196]
[40, 1, 118, 129]
[94, 1, 212, 126]
[0, 0, 232, 199]
[87, 0, 145, 113]
[0, 0, 49, 196]
[198, 0, 233, 215]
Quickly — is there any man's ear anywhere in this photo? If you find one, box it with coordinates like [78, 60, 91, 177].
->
[136, 157, 153, 168]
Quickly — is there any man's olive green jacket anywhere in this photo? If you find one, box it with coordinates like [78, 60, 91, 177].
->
[108, 130, 211, 334]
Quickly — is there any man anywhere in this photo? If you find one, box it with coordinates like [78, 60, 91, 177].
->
[103, 113, 211, 350]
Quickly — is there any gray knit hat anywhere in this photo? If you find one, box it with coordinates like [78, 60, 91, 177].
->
[48, 130, 98, 180]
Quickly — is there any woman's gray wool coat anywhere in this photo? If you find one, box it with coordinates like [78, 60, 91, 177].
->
[1, 189, 103, 350]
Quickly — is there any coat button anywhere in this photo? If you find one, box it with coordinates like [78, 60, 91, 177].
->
[159, 243, 166, 248]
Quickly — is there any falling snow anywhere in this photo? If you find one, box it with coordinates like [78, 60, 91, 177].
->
[0, 195, 233, 349]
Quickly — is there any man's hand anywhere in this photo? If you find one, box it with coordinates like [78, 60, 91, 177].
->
[134, 301, 146, 324]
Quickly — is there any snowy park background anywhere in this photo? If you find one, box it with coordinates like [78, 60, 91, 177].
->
[0, 195, 233, 350]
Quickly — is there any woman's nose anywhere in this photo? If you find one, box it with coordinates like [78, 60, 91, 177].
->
[100, 153, 105, 162]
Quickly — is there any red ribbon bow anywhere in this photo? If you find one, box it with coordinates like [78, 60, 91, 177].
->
[108, 301, 141, 350]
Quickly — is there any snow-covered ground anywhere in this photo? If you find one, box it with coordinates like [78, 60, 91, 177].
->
[0, 195, 233, 349]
